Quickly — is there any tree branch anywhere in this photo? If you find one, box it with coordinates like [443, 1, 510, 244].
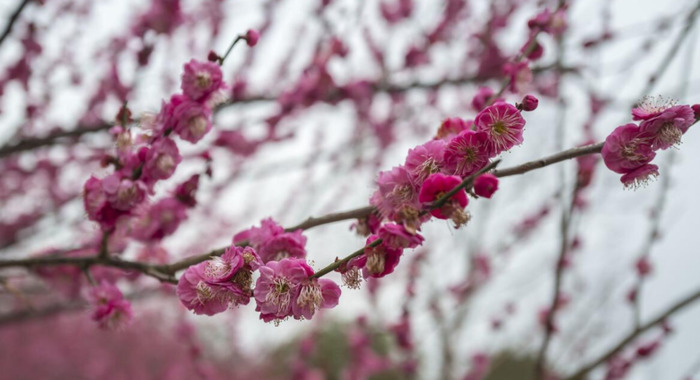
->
[0, 123, 112, 159]
[565, 286, 700, 380]
[0, 0, 31, 48]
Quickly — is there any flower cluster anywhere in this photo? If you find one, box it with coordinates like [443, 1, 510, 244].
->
[87, 281, 133, 330]
[178, 219, 341, 323]
[83, 59, 225, 235]
[370, 100, 524, 232]
[602, 98, 697, 188]
[348, 99, 526, 288]
[177, 246, 262, 315]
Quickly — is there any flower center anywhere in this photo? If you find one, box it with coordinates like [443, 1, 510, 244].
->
[188, 116, 208, 138]
[156, 154, 175, 175]
[195, 73, 212, 90]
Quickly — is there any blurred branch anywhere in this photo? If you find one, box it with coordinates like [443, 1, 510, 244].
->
[0, 123, 112, 159]
[565, 286, 700, 380]
[0, 0, 31, 48]
[0, 288, 161, 326]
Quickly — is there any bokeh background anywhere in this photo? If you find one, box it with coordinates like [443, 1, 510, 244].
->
[1, 0, 700, 379]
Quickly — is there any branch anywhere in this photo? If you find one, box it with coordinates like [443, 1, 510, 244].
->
[284, 206, 375, 232]
[0, 0, 31, 48]
[0, 256, 177, 284]
[0, 123, 112, 158]
[565, 286, 700, 380]
[492, 142, 604, 178]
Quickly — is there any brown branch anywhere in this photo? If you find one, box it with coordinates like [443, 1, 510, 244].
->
[284, 206, 375, 232]
[565, 286, 700, 380]
[0, 0, 31, 48]
[0, 256, 177, 284]
[492, 142, 604, 178]
[0, 123, 112, 158]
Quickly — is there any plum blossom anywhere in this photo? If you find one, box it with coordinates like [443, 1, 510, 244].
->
[631, 95, 677, 121]
[348, 235, 404, 279]
[176, 262, 229, 316]
[436, 117, 470, 140]
[233, 218, 307, 263]
[142, 137, 181, 182]
[180, 59, 223, 101]
[474, 102, 526, 154]
[419, 173, 469, 226]
[639, 105, 695, 150]
[601, 123, 655, 174]
[443, 130, 492, 177]
[620, 164, 659, 190]
[377, 223, 424, 249]
[87, 281, 133, 330]
[168, 95, 213, 143]
[370, 166, 423, 231]
[404, 139, 446, 183]
[131, 198, 187, 241]
[254, 258, 340, 322]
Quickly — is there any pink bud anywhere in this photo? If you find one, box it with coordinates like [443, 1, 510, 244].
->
[245, 29, 260, 47]
[207, 50, 220, 62]
[520, 94, 539, 111]
[692, 104, 700, 120]
[473, 173, 499, 198]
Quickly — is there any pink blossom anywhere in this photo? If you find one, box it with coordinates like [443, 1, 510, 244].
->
[233, 218, 284, 246]
[292, 278, 341, 320]
[639, 105, 695, 150]
[443, 130, 492, 177]
[436, 117, 471, 140]
[206, 246, 262, 307]
[258, 230, 308, 263]
[176, 262, 229, 316]
[180, 59, 223, 101]
[102, 174, 147, 211]
[692, 104, 700, 120]
[174, 174, 200, 207]
[377, 223, 424, 249]
[473, 173, 499, 198]
[601, 123, 655, 174]
[418, 173, 469, 221]
[404, 139, 446, 183]
[233, 218, 307, 262]
[349, 235, 404, 278]
[620, 164, 659, 190]
[472, 87, 500, 112]
[131, 198, 187, 241]
[87, 281, 133, 330]
[474, 102, 526, 154]
[170, 95, 213, 143]
[528, 8, 567, 36]
[245, 29, 260, 47]
[142, 137, 181, 182]
[254, 258, 340, 322]
[351, 213, 381, 237]
[370, 166, 422, 229]
[83, 176, 126, 229]
[631, 95, 677, 121]
[503, 60, 532, 93]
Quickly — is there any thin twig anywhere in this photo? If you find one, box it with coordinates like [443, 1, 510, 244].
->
[565, 286, 700, 380]
[0, 0, 31, 48]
